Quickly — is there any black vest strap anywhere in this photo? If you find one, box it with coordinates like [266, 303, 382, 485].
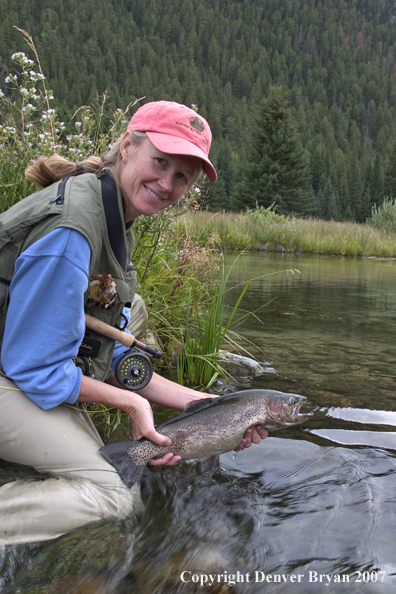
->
[100, 176, 126, 270]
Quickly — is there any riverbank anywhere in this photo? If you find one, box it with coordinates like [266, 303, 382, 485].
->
[176, 210, 396, 258]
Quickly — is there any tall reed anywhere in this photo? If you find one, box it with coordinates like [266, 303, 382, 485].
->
[177, 256, 253, 389]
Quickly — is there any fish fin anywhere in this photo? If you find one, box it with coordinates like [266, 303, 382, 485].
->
[182, 398, 215, 414]
[202, 454, 221, 475]
[155, 398, 216, 431]
[100, 442, 146, 488]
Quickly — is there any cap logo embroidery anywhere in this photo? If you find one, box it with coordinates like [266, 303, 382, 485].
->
[190, 117, 205, 132]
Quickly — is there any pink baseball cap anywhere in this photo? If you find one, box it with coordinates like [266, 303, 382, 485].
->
[127, 101, 217, 182]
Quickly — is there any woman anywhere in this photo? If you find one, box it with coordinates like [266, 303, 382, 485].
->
[0, 101, 267, 544]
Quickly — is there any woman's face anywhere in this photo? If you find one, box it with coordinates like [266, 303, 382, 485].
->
[119, 135, 201, 221]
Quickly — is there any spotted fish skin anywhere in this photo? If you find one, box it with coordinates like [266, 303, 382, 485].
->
[100, 389, 311, 487]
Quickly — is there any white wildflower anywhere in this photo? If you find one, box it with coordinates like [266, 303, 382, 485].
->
[30, 71, 45, 80]
[11, 52, 34, 66]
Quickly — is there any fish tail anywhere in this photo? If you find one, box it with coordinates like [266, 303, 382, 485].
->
[100, 441, 146, 488]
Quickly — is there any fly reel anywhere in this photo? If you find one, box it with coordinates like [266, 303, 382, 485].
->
[82, 314, 163, 391]
[114, 350, 153, 390]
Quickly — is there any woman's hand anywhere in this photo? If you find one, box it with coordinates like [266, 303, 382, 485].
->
[148, 453, 182, 467]
[234, 426, 268, 451]
[121, 393, 184, 467]
[79, 375, 179, 465]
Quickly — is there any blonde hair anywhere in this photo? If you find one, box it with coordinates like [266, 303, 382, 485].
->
[25, 131, 148, 188]
[25, 130, 203, 188]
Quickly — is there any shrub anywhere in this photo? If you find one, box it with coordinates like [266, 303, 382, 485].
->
[367, 198, 396, 233]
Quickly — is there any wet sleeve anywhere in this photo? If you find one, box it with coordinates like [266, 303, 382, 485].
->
[1, 228, 91, 410]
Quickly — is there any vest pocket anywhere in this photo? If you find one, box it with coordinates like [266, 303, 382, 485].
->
[116, 271, 137, 308]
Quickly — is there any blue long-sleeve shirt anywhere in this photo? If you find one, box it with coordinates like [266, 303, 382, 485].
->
[1, 227, 130, 409]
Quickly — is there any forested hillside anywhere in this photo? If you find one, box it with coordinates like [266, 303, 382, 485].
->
[1, 0, 396, 220]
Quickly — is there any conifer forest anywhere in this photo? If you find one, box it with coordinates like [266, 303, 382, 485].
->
[1, 0, 396, 221]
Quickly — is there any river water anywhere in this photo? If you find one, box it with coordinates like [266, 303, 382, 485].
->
[1, 253, 396, 593]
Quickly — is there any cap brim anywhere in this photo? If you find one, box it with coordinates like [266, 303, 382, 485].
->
[146, 131, 217, 182]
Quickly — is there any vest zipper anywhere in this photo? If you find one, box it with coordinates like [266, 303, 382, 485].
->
[49, 177, 69, 205]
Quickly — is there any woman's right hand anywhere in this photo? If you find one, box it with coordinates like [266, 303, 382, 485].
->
[123, 393, 182, 466]
[123, 393, 169, 444]
[79, 375, 180, 466]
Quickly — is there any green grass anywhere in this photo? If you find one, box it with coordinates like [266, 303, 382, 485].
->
[175, 210, 396, 258]
[176, 257, 252, 390]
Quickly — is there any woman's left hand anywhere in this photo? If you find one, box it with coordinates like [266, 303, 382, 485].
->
[148, 453, 182, 467]
[234, 425, 268, 451]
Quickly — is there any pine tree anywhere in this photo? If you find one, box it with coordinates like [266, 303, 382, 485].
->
[231, 87, 309, 215]
[347, 148, 363, 221]
[207, 141, 235, 210]
[383, 140, 396, 199]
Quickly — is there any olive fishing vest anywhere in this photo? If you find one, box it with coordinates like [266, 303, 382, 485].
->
[0, 173, 137, 382]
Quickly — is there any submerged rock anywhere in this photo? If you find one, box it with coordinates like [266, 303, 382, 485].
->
[218, 351, 275, 378]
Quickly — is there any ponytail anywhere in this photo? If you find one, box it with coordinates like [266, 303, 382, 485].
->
[25, 155, 103, 188]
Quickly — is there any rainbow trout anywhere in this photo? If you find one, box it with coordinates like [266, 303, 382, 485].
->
[100, 389, 311, 488]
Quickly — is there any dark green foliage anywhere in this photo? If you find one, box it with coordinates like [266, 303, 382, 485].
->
[231, 88, 309, 215]
[383, 140, 396, 199]
[1, 0, 396, 218]
[206, 141, 235, 211]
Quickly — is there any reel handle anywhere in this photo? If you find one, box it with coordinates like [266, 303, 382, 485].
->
[85, 314, 162, 359]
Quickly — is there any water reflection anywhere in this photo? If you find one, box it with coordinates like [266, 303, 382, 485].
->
[310, 429, 396, 449]
[225, 253, 396, 414]
[326, 407, 396, 426]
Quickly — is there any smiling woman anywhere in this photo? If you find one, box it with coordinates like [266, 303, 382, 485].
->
[119, 137, 202, 220]
[0, 100, 267, 545]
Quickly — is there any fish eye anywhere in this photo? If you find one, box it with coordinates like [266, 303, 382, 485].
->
[289, 397, 297, 406]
